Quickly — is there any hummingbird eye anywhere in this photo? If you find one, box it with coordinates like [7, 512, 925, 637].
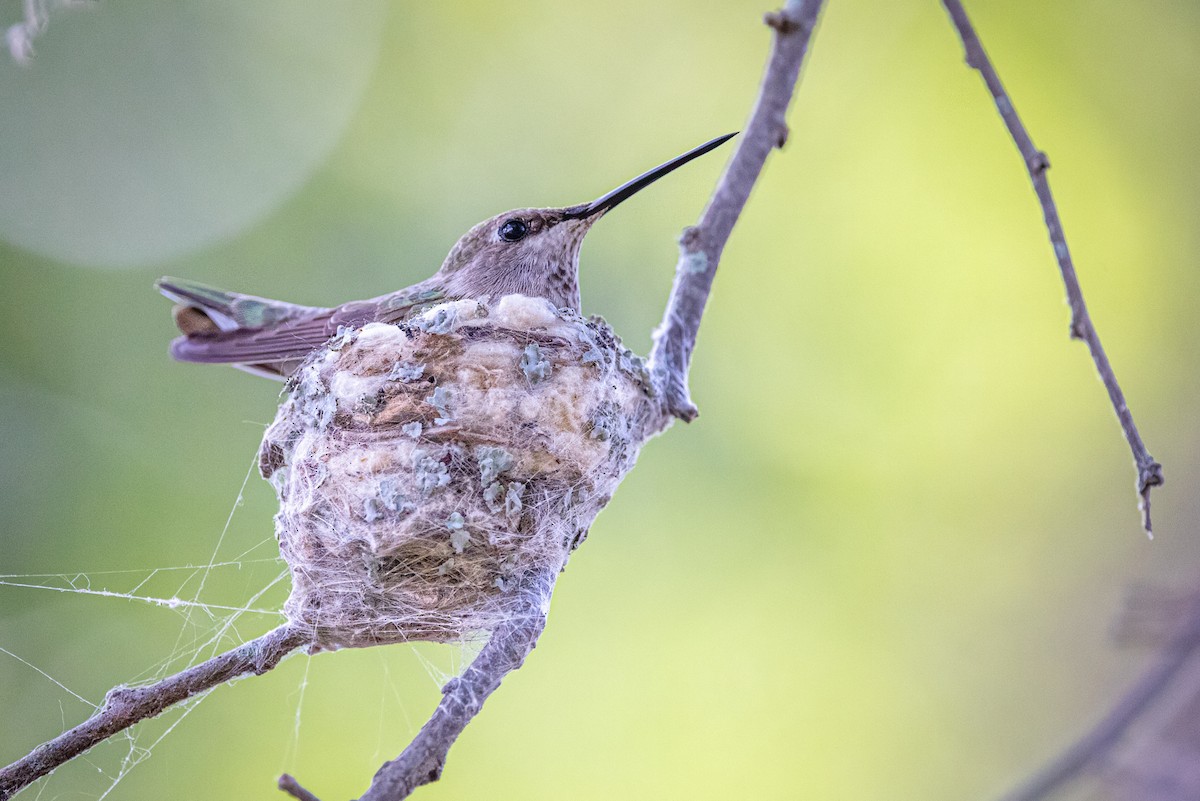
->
[498, 218, 529, 242]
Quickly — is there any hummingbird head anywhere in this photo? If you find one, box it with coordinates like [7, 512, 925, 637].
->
[436, 132, 736, 312]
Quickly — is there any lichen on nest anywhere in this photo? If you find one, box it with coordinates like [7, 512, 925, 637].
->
[259, 294, 668, 649]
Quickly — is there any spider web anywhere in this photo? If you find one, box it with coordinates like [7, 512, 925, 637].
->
[0, 442, 472, 800]
[0, 453, 287, 798]
[0, 294, 634, 797]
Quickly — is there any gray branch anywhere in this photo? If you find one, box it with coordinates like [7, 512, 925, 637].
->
[648, 0, 827, 421]
[13, 3, 1164, 799]
[939, 0, 1163, 533]
[0, 623, 310, 800]
[997, 590, 1200, 801]
[278, 570, 556, 801]
[1, 5, 830, 798]
[278, 6, 834, 797]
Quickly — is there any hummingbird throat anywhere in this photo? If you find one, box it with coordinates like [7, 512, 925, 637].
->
[438, 213, 590, 312]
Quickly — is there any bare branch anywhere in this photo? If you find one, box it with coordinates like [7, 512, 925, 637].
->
[939, 0, 1164, 533]
[279, 570, 556, 801]
[3, 7, 828, 791]
[0, 623, 310, 801]
[358, 573, 552, 801]
[279, 773, 324, 801]
[648, 0, 827, 422]
[279, 7, 834, 796]
[998, 591, 1200, 801]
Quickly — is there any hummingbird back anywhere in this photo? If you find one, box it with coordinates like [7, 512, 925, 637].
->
[259, 294, 669, 648]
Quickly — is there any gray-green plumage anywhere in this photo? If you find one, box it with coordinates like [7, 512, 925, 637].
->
[158, 133, 736, 379]
[158, 276, 448, 378]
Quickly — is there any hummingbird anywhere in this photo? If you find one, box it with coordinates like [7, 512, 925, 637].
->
[157, 133, 736, 379]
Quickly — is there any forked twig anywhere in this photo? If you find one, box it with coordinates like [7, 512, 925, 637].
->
[9, 2, 1162, 799]
[0, 623, 310, 800]
[278, 570, 556, 801]
[939, 0, 1163, 533]
[649, 0, 828, 421]
[1, 4, 831, 798]
[281, 3, 832, 798]
[278, 774, 323, 801]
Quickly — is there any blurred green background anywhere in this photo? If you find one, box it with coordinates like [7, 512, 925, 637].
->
[2, 1, 1198, 799]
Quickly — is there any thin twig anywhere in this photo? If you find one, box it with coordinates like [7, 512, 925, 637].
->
[359, 573, 551, 801]
[279, 773, 323, 801]
[280, 7, 832, 797]
[997, 593, 1200, 801]
[0, 623, 310, 800]
[648, 0, 827, 422]
[279, 571, 557, 801]
[5, 6, 829, 795]
[939, 0, 1163, 533]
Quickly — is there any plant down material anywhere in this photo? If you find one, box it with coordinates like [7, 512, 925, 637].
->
[260, 294, 669, 649]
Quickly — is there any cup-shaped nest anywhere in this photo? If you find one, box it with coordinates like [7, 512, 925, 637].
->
[259, 295, 667, 648]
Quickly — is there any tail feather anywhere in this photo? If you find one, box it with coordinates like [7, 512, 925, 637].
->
[155, 277, 437, 379]
[156, 277, 314, 332]
[157, 277, 241, 331]
[156, 276, 341, 379]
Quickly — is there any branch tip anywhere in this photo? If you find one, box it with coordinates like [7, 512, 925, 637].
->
[940, 0, 1161, 533]
[0, 624, 309, 800]
[279, 774, 323, 801]
[1138, 460, 1163, 534]
[1140, 461, 1164, 493]
[650, 0, 826, 424]
[673, 401, 699, 423]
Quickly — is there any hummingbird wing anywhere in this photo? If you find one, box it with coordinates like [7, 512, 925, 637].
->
[157, 277, 317, 333]
[157, 278, 447, 379]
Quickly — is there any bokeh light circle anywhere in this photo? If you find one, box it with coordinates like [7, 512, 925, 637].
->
[0, 1, 386, 268]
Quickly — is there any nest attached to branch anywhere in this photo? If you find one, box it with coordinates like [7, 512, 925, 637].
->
[259, 295, 668, 649]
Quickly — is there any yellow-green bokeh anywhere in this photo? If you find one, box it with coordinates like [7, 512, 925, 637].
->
[2, 2, 1198, 799]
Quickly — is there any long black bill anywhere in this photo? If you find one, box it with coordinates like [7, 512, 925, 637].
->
[565, 132, 738, 219]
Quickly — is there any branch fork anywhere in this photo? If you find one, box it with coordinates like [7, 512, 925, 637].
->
[650, 0, 826, 422]
[1, 2, 1164, 800]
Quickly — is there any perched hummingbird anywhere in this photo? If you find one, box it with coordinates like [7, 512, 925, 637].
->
[158, 133, 736, 379]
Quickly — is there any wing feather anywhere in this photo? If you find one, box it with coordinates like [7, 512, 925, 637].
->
[158, 276, 448, 378]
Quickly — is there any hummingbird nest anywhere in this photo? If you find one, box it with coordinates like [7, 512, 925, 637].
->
[259, 294, 668, 649]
